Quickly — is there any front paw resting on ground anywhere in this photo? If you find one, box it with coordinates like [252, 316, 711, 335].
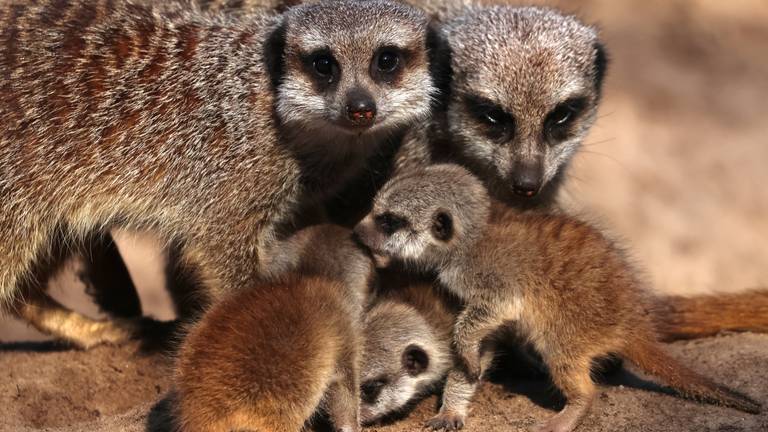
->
[425, 411, 466, 431]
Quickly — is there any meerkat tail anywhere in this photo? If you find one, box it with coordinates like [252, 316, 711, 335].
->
[623, 339, 761, 414]
[655, 288, 768, 342]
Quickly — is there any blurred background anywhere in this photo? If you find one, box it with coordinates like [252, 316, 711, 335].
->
[2, 0, 767, 341]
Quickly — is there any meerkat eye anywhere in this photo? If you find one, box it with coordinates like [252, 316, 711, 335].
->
[464, 96, 515, 138]
[376, 50, 400, 73]
[375, 212, 407, 235]
[545, 97, 588, 141]
[361, 377, 389, 403]
[312, 55, 333, 77]
[431, 211, 453, 242]
[481, 107, 506, 126]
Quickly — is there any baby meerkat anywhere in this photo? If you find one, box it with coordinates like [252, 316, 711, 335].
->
[393, 6, 608, 210]
[359, 276, 456, 424]
[0, 0, 435, 347]
[359, 274, 768, 426]
[172, 224, 374, 432]
[354, 164, 761, 432]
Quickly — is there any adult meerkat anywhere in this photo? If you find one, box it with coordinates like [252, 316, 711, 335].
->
[0, 0, 435, 347]
[389, 6, 608, 211]
[354, 164, 761, 432]
[172, 224, 374, 432]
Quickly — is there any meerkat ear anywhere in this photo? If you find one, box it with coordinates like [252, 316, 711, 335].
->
[431, 210, 453, 242]
[593, 42, 609, 97]
[264, 19, 287, 91]
[402, 344, 429, 376]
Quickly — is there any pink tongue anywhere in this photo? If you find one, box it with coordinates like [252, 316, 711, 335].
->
[372, 253, 392, 268]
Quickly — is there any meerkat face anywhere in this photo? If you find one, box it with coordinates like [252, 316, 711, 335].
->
[443, 7, 607, 200]
[275, 0, 435, 141]
[354, 164, 489, 269]
[359, 302, 451, 424]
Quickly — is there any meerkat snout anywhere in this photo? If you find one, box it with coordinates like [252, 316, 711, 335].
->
[511, 160, 543, 197]
[345, 88, 377, 128]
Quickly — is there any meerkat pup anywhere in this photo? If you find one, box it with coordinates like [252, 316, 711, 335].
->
[359, 275, 457, 424]
[360, 276, 768, 426]
[172, 224, 374, 432]
[0, 0, 435, 347]
[391, 6, 607, 210]
[354, 164, 761, 432]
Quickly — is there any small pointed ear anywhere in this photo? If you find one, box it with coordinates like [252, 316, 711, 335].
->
[264, 19, 287, 92]
[431, 210, 453, 242]
[593, 42, 609, 97]
[402, 344, 429, 376]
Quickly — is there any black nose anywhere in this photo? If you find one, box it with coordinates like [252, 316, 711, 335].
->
[511, 163, 542, 198]
[345, 89, 377, 127]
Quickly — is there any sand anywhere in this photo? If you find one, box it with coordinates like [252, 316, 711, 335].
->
[2, 0, 768, 431]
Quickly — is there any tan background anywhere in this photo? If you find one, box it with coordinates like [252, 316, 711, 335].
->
[1, 0, 767, 431]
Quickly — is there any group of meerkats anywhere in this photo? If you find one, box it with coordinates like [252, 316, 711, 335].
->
[1, 0, 767, 431]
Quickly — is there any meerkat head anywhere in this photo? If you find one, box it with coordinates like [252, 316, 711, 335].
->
[272, 0, 436, 144]
[359, 300, 452, 424]
[354, 164, 489, 269]
[441, 6, 608, 201]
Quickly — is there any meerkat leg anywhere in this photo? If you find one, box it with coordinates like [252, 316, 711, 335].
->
[13, 290, 139, 349]
[532, 354, 597, 432]
[452, 304, 506, 379]
[427, 305, 500, 431]
[324, 350, 361, 432]
[426, 368, 477, 431]
[7, 229, 140, 349]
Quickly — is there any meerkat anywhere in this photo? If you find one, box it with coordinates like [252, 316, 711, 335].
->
[0, 0, 435, 347]
[359, 274, 457, 424]
[357, 274, 768, 426]
[385, 6, 607, 212]
[171, 224, 374, 432]
[354, 164, 761, 432]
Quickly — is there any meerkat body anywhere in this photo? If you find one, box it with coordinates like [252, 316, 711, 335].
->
[0, 0, 435, 347]
[172, 224, 374, 432]
[355, 164, 761, 432]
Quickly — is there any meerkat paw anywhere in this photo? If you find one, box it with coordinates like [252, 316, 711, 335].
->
[529, 411, 582, 432]
[425, 412, 465, 431]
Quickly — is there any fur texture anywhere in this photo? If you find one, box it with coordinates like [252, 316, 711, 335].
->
[355, 164, 761, 432]
[0, 0, 434, 347]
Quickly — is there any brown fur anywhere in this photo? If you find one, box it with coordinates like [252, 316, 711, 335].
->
[0, 0, 433, 347]
[174, 276, 360, 432]
[172, 224, 374, 432]
[355, 164, 761, 432]
[655, 289, 768, 342]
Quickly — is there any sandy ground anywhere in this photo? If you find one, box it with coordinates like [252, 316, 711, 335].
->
[2, 0, 768, 431]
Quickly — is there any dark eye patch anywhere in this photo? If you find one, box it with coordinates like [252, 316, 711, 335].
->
[370, 46, 408, 84]
[300, 48, 339, 87]
[544, 96, 589, 142]
[375, 212, 408, 235]
[361, 376, 389, 404]
[463, 95, 515, 140]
